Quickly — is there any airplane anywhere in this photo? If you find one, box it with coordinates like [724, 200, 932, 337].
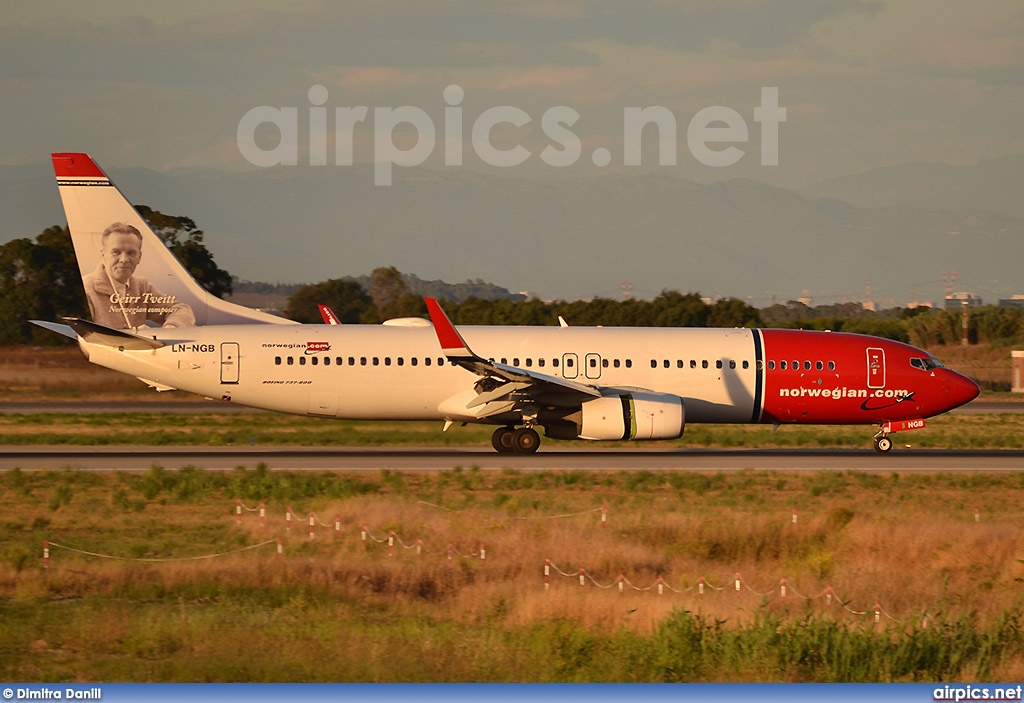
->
[35, 152, 980, 454]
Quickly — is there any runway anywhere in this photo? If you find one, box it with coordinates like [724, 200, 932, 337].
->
[1, 446, 1022, 471]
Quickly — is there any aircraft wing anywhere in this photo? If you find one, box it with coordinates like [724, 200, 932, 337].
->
[425, 298, 601, 418]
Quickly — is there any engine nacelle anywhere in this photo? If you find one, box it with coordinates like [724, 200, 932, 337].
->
[578, 392, 685, 441]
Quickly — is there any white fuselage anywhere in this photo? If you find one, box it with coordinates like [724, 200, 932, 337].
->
[83, 323, 761, 423]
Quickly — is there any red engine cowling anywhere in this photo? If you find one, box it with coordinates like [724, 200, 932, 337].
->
[579, 392, 685, 441]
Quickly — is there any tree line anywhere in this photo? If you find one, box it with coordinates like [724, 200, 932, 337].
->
[2, 217, 1023, 348]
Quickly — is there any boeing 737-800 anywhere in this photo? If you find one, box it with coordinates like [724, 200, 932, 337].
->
[35, 153, 979, 454]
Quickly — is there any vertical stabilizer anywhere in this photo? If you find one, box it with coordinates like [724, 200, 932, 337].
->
[51, 152, 296, 328]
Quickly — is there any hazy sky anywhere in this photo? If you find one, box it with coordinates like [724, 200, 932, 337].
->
[3, 0, 1023, 188]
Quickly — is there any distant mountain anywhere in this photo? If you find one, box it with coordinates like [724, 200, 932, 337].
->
[802, 154, 1024, 220]
[3, 161, 1022, 304]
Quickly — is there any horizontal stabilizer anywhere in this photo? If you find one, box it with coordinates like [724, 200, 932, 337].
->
[62, 317, 166, 350]
[29, 320, 78, 341]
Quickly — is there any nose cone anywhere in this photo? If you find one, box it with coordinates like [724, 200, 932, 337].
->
[946, 371, 980, 411]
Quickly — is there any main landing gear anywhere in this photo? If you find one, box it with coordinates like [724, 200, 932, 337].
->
[491, 426, 540, 454]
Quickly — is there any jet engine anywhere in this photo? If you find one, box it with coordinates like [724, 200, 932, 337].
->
[574, 391, 685, 441]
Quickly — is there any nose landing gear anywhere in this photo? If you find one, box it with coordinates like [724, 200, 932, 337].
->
[873, 432, 893, 453]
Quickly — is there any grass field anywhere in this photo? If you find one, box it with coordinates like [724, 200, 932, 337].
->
[3, 466, 1024, 682]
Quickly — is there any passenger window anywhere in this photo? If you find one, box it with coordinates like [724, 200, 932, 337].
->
[589, 358, 597, 367]
[730, 360, 736, 369]
[384, 357, 391, 366]
[828, 361, 835, 371]
[768, 360, 775, 370]
[538, 358, 545, 367]
[613, 359, 620, 368]
[526, 358, 533, 367]
[438, 358, 444, 366]
[742, 360, 749, 369]
[397, 358, 404, 366]
[425, 357, 431, 366]
[373, 357, 379, 366]
[311, 356, 318, 366]
[663, 360, 670, 369]
[651, 360, 657, 369]
[324, 357, 331, 366]
[690, 360, 697, 369]
[626, 359, 632, 368]
[275, 356, 281, 365]
[566, 358, 574, 368]
[513, 358, 520, 366]
[815, 361, 823, 371]
[287, 357, 294, 366]
[360, 357, 367, 366]
[716, 360, 723, 369]
[702, 360, 709, 369]
[804, 361, 811, 370]
[553, 358, 559, 368]
[299, 357, 306, 366]
[411, 358, 418, 366]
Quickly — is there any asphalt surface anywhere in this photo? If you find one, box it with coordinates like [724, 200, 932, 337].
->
[1, 446, 1022, 471]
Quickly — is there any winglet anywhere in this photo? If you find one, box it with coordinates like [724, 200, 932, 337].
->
[424, 297, 473, 358]
[318, 304, 340, 325]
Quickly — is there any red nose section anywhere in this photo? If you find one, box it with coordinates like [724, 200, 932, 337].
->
[947, 371, 980, 411]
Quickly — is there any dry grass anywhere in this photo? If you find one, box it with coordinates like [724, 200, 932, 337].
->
[4, 468, 1024, 680]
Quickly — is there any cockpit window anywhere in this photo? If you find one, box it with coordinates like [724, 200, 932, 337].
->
[910, 356, 944, 371]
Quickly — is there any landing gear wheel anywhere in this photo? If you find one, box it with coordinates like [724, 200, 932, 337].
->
[512, 427, 541, 454]
[491, 426, 516, 453]
[874, 436, 893, 453]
